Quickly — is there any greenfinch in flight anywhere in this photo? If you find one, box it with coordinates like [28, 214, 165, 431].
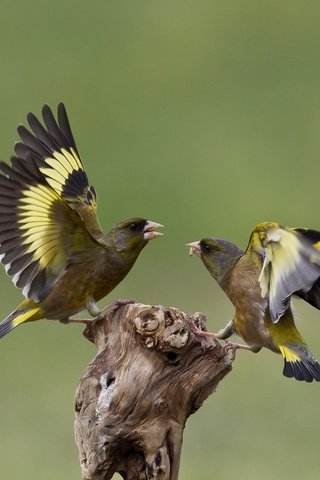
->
[188, 222, 320, 382]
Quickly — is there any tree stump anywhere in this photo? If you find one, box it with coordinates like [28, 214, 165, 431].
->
[74, 302, 232, 480]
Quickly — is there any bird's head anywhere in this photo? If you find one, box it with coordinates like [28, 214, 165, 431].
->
[107, 217, 163, 260]
[187, 237, 243, 284]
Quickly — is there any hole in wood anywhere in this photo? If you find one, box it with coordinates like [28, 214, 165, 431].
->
[165, 351, 179, 364]
[106, 375, 115, 388]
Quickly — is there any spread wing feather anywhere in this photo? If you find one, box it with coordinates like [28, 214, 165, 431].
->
[0, 104, 104, 303]
[0, 156, 98, 302]
[292, 228, 320, 309]
[250, 223, 320, 323]
[15, 103, 103, 241]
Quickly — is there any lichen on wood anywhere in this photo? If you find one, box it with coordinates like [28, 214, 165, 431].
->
[74, 302, 232, 480]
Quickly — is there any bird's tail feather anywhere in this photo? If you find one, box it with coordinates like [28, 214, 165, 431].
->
[0, 307, 39, 339]
[279, 345, 320, 382]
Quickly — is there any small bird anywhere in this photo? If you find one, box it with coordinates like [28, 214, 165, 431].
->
[187, 222, 320, 382]
[0, 103, 162, 338]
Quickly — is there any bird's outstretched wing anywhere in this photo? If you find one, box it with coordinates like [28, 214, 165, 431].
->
[15, 103, 104, 241]
[0, 105, 103, 303]
[292, 228, 320, 309]
[248, 222, 320, 323]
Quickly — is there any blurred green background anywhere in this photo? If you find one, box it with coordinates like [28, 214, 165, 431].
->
[1, 1, 320, 479]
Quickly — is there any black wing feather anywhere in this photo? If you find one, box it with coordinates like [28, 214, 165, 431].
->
[294, 227, 320, 310]
[57, 103, 78, 152]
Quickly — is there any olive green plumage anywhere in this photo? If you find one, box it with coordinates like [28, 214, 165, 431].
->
[188, 222, 320, 382]
[0, 104, 162, 338]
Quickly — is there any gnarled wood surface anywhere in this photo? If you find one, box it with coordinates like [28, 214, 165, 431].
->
[74, 302, 232, 480]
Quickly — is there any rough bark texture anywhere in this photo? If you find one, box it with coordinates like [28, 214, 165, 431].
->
[74, 302, 232, 480]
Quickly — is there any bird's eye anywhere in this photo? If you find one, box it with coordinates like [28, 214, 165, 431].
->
[129, 223, 139, 231]
[203, 244, 212, 253]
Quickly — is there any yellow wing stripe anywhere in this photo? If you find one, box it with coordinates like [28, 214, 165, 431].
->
[14, 184, 65, 270]
[17, 212, 51, 223]
[45, 177, 64, 193]
[24, 236, 57, 253]
[22, 230, 59, 244]
[51, 148, 83, 173]
[19, 196, 52, 208]
[20, 188, 56, 203]
[56, 149, 78, 171]
[258, 227, 305, 299]
[45, 157, 71, 176]
[52, 151, 74, 172]
[30, 184, 60, 201]
[25, 241, 57, 265]
[40, 148, 84, 196]
[40, 167, 67, 186]
[20, 188, 55, 201]
[18, 204, 52, 214]
[12, 308, 40, 327]
[21, 225, 57, 236]
[269, 229, 300, 302]
[279, 346, 300, 362]
[18, 186, 59, 215]
[69, 148, 83, 170]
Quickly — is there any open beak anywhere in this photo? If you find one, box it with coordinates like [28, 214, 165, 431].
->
[144, 221, 164, 240]
[186, 241, 201, 257]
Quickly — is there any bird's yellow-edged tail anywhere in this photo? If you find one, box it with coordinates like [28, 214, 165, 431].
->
[279, 345, 320, 382]
[0, 306, 41, 339]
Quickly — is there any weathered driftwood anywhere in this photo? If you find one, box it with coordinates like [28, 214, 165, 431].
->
[74, 302, 232, 480]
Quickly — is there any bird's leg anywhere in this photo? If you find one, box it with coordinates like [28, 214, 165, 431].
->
[68, 298, 102, 324]
[60, 298, 136, 327]
[59, 298, 102, 325]
[59, 317, 71, 324]
[223, 341, 261, 361]
[212, 320, 259, 361]
[86, 297, 102, 317]
[214, 320, 235, 340]
[59, 317, 93, 325]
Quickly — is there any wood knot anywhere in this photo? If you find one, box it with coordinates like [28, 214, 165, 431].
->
[162, 321, 189, 349]
[133, 306, 191, 351]
[134, 309, 161, 334]
[145, 336, 155, 348]
[155, 398, 168, 413]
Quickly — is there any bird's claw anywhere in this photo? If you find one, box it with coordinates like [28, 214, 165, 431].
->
[188, 314, 217, 351]
[223, 340, 252, 362]
[110, 298, 135, 314]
